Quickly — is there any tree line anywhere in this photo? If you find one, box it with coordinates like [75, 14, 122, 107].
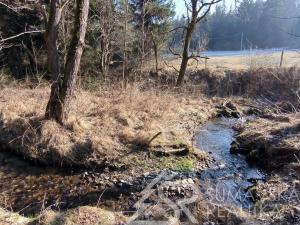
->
[1, 0, 300, 123]
[0, 0, 221, 124]
[172, 0, 300, 51]
[0, 0, 175, 80]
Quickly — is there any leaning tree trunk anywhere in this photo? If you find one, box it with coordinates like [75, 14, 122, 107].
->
[176, 25, 194, 86]
[45, 0, 89, 125]
[45, 0, 62, 120]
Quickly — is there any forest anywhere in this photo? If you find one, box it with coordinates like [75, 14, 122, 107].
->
[0, 0, 300, 225]
[174, 0, 300, 50]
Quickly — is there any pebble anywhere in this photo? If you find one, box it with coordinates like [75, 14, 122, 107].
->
[293, 180, 300, 187]
[143, 172, 150, 177]
[187, 178, 194, 184]
[293, 206, 300, 215]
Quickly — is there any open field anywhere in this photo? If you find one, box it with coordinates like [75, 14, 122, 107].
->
[162, 50, 300, 71]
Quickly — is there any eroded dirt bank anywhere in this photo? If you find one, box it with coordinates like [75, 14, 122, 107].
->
[231, 113, 300, 225]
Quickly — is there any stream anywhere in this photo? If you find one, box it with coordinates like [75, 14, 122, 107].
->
[0, 118, 266, 217]
[195, 118, 265, 209]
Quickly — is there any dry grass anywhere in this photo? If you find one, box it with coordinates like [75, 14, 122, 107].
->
[234, 114, 300, 169]
[163, 51, 300, 71]
[33, 206, 126, 225]
[0, 206, 126, 225]
[0, 208, 32, 225]
[0, 84, 214, 167]
[188, 67, 300, 106]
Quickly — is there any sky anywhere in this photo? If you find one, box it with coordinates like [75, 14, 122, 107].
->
[175, 0, 235, 16]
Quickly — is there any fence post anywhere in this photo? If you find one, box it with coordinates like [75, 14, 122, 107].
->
[280, 50, 284, 67]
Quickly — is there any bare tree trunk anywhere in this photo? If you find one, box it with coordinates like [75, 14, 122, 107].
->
[175, 0, 221, 86]
[122, 0, 128, 88]
[176, 25, 193, 86]
[140, 1, 146, 76]
[45, 0, 62, 119]
[46, 0, 61, 82]
[154, 42, 158, 74]
[45, 0, 89, 125]
[151, 31, 159, 74]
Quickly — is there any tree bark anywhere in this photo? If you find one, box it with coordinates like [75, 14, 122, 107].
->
[176, 24, 194, 86]
[175, 0, 221, 86]
[45, 0, 89, 125]
[122, 0, 128, 88]
[150, 31, 158, 74]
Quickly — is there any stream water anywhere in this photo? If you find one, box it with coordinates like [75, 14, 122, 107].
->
[0, 118, 266, 216]
[195, 118, 265, 209]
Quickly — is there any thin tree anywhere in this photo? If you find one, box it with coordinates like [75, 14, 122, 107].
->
[176, 0, 221, 86]
[122, 0, 129, 87]
[45, 0, 90, 125]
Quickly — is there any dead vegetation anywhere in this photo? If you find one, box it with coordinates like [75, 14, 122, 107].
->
[0, 85, 215, 168]
[232, 114, 300, 169]
[0, 206, 126, 225]
[189, 67, 300, 104]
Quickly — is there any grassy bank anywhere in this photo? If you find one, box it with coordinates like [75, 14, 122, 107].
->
[0, 84, 217, 169]
[232, 114, 300, 169]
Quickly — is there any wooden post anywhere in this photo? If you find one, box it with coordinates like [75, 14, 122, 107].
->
[280, 50, 284, 67]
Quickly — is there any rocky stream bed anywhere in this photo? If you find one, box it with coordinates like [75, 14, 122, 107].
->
[0, 117, 272, 224]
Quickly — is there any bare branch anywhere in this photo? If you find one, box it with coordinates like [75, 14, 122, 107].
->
[164, 61, 180, 73]
[61, 0, 72, 12]
[0, 30, 45, 43]
[169, 46, 182, 58]
[196, 0, 222, 23]
[167, 26, 187, 34]
[0, 2, 20, 14]
[188, 54, 209, 60]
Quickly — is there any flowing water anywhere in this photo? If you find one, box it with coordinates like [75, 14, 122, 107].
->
[195, 118, 265, 209]
[0, 118, 265, 216]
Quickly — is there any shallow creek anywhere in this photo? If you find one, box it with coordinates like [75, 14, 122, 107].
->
[0, 118, 266, 216]
[195, 118, 265, 209]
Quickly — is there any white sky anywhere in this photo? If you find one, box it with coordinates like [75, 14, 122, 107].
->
[175, 0, 236, 16]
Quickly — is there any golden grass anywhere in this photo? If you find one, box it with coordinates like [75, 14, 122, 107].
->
[163, 51, 300, 71]
[0, 208, 32, 225]
[0, 84, 214, 167]
[34, 206, 126, 225]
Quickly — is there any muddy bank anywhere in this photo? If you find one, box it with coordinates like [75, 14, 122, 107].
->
[231, 113, 300, 170]
[226, 113, 300, 225]
[0, 148, 211, 216]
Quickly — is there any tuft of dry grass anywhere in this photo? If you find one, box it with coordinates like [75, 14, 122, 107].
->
[34, 206, 126, 225]
[234, 113, 300, 169]
[0, 208, 32, 225]
[0, 85, 214, 168]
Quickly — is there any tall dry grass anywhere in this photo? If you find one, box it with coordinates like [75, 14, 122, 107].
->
[0, 84, 213, 167]
[188, 67, 300, 110]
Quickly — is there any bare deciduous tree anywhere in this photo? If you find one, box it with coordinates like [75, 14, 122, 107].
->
[175, 0, 222, 86]
[45, 0, 89, 125]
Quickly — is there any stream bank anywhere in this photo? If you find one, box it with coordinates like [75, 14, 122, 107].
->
[0, 116, 269, 225]
[1, 91, 298, 224]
